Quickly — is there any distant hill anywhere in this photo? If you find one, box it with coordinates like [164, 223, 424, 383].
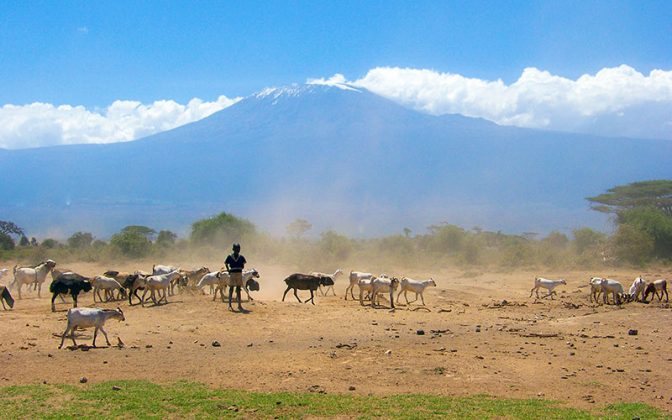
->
[1, 84, 670, 238]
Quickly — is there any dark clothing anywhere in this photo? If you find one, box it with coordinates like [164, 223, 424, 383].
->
[225, 253, 246, 273]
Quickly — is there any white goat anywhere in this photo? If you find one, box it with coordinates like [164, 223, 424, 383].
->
[397, 277, 437, 305]
[0, 268, 9, 282]
[589, 277, 605, 303]
[529, 277, 566, 300]
[628, 276, 647, 302]
[213, 269, 260, 302]
[152, 264, 178, 275]
[91, 276, 124, 303]
[357, 278, 374, 305]
[310, 269, 343, 296]
[141, 271, 181, 306]
[370, 276, 400, 308]
[196, 271, 222, 299]
[10, 260, 57, 298]
[347, 271, 373, 300]
[600, 278, 624, 305]
[58, 307, 125, 349]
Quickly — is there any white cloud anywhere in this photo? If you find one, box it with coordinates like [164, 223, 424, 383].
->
[350, 65, 672, 140]
[0, 95, 241, 149]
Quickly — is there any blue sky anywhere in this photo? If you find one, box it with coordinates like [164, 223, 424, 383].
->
[1, 0, 670, 106]
[0, 1, 671, 148]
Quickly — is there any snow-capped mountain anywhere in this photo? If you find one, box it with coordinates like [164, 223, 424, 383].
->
[1, 84, 670, 237]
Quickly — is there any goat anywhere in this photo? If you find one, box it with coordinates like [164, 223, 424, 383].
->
[211, 269, 261, 302]
[10, 260, 57, 298]
[0, 285, 15, 310]
[152, 264, 178, 275]
[529, 277, 566, 300]
[600, 278, 624, 305]
[91, 276, 124, 303]
[397, 277, 437, 305]
[152, 265, 181, 296]
[0, 268, 9, 282]
[118, 273, 147, 305]
[370, 276, 400, 308]
[589, 277, 605, 303]
[627, 276, 647, 302]
[358, 277, 375, 305]
[310, 269, 343, 296]
[58, 307, 125, 349]
[140, 271, 181, 306]
[346, 271, 373, 300]
[644, 279, 668, 302]
[282, 274, 334, 305]
[179, 266, 210, 292]
[49, 273, 92, 312]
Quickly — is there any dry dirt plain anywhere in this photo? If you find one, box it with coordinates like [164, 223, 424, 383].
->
[0, 260, 671, 412]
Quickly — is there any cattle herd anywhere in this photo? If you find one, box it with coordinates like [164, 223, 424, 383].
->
[0, 260, 669, 349]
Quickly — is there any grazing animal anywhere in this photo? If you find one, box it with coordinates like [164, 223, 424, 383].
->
[179, 267, 210, 291]
[346, 271, 373, 300]
[282, 274, 334, 305]
[152, 265, 180, 295]
[370, 276, 401, 308]
[589, 277, 605, 303]
[49, 273, 92, 312]
[209, 269, 261, 302]
[58, 307, 125, 349]
[529, 277, 566, 300]
[0, 285, 15, 310]
[357, 277, 375, 305]
[118, 273, 147, 305]
[644, 279, 668, 302]
[309, 269, 343, 296]
[628, 276, 647, 302]
[91, 276, 124, 303]
[0, 268, 9, 281]
[141, 271, 182, 306]
[600, 278, 624, 305]
[397, 277, 437, 305]
[11, 260, 57, 298]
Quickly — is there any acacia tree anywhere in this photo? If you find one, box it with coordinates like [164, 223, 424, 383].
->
[0, 221, 25, 251]
[587, 180, 672, 217]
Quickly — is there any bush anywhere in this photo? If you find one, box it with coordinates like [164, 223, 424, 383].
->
[191, 212, 256, 247]
[618, 207, 672, 258]
[573, 228, 605, 255]
[110, 231, 152, 259]
[67, 232, 94, 249]
[0, 233, 15, 251]
[611, 224, 655, 265]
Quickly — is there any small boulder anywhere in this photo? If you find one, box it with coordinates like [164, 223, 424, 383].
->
[79, 377, 88, 384]
[416, 330, 425, 335]
[212, 340, 221, 347]
[628, 329, 638, 336]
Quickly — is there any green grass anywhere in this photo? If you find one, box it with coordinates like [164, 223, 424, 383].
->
[0, 380, 668, 419]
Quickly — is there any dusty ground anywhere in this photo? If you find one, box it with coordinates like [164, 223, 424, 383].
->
[0, 260, 671, 412]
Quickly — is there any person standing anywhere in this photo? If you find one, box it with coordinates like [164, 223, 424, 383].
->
[225, 242, 247, 312]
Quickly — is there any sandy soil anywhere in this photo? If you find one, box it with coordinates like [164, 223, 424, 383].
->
[0, 260, 671, 412]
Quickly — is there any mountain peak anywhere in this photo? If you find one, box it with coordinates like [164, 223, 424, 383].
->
[253, 83, 362, 102]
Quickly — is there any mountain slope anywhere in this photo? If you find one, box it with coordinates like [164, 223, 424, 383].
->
[0, 84, 670, 237]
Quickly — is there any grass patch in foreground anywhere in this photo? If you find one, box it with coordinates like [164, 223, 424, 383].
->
[0, 380, 668, 419]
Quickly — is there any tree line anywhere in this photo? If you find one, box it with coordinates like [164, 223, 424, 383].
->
[1, 180, 670, 268]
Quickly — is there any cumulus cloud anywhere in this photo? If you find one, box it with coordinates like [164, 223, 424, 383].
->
[0, 95, 241, 149]
[349, 65, 672, 140]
